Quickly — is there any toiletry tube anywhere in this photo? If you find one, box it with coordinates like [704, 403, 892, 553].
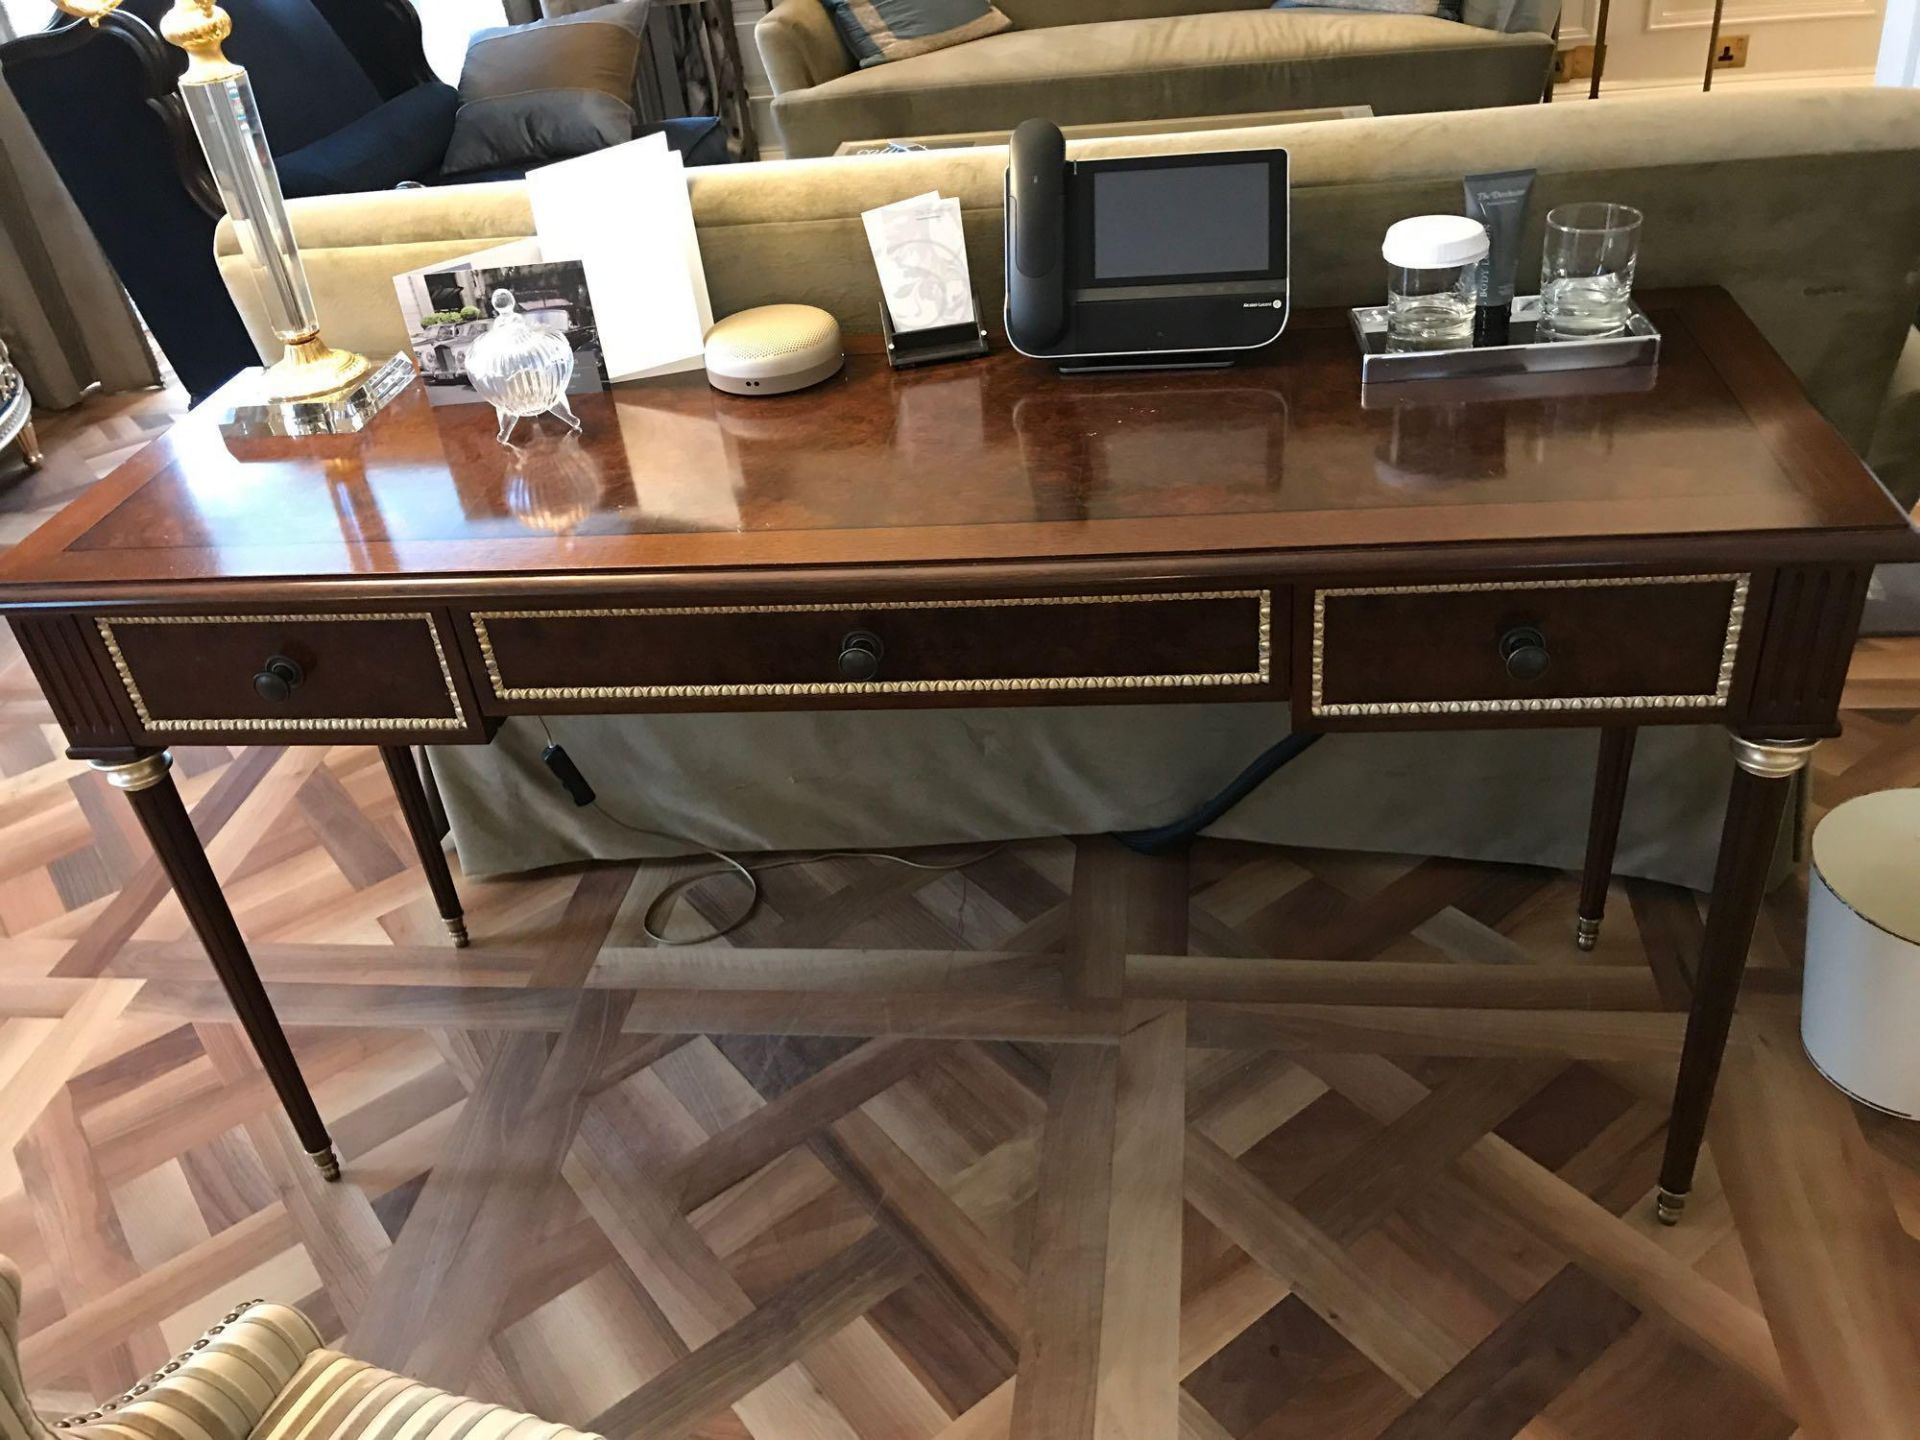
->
[1463, 169, 1535, 344]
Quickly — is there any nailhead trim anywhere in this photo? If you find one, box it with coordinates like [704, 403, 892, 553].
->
[54, 1302, 263, 1428]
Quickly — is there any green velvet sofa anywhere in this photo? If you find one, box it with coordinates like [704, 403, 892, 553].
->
[754, 0, 1560, 158]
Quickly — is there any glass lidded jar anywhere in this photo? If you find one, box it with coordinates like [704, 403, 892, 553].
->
[464, 288, 583, 445]
[1382, 215, 1490, 351]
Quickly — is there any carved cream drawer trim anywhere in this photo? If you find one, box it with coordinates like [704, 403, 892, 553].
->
[1310, 573, 1750, 718]
[96, 612, 467, 732]
[472, 590, 1272, 701]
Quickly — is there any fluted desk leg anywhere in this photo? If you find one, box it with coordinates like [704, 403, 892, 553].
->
[379, 746, 468, 947]
[1576, 726, 1637, 951]
[1654, 733, 1815, 1223]
[93, 751, 340, 1181]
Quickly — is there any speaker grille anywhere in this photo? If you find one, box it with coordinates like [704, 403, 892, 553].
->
[706, 304, 840, 362]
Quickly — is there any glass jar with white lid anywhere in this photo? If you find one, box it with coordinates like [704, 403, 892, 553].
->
[1382, 215, 1490, 350]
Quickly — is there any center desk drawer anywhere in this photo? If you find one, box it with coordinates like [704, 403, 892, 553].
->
[469, 590, 1279, 704]
[95, 612, 473, 737]
[1310, 574, 1750, 720]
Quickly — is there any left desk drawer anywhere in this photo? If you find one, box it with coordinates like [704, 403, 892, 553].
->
[95, 611, 478, 741]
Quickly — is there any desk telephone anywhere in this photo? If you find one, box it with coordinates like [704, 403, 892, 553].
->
[1003, 118, 1292, 370]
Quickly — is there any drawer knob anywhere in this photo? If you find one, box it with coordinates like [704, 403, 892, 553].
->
[1500, 626, 1550, 682]
[838, 630, 884, 681]
[253, 654, 305, 703]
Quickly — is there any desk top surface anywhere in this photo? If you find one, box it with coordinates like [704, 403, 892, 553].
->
[3, 289, 1915, 606]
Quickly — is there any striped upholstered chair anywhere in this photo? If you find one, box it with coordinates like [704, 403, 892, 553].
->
[1, 1260, 598, 1440]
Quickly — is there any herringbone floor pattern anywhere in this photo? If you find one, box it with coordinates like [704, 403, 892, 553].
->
[4, 385, 1920, 1440]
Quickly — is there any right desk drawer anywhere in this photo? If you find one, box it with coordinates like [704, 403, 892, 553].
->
[1310, 573, 1750, 721]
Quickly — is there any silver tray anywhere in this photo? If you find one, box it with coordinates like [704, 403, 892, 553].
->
[1351, 295, 1659, 384]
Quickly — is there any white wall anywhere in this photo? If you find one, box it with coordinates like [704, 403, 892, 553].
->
[1879, 0, 1920, 81]
[0, 0, 55, 36]
[1557, 0, 1885, 91]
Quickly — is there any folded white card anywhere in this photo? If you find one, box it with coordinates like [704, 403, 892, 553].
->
[528, 134, 714, 382]
[862, 191, 974, 333]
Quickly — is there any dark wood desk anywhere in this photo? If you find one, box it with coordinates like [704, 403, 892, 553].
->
[3, 290, 1914, 1222]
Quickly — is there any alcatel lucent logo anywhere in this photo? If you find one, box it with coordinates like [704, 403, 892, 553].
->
[1240, 299, 1285, 309]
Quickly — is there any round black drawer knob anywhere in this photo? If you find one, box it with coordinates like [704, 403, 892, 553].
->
[838, 630, 884, 681]
[253, 654, 305, 703]
[1500, 626, 1550, 682]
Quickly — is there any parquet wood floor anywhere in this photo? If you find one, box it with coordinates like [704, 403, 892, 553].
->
[5, 384, 1920, 1440]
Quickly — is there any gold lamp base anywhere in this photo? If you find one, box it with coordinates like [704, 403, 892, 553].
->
[264, 331, 376, 403]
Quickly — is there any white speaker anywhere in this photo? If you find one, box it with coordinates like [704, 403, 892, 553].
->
[703, 304, 844, 396]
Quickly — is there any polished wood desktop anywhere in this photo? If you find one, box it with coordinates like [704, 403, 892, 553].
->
[3, 289, 1914, 1221]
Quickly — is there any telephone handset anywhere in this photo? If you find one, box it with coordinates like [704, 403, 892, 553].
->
[1001, 117, 1291, 370]
[1006, 118, 1068, 350]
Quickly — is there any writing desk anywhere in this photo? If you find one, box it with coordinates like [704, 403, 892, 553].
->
[3, 289, 1914, 1222]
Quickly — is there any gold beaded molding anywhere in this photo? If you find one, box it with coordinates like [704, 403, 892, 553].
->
[1310, 574, 1750, 718]
[55, 1300, 265, 1428]
[472, 591, 1272, 701]
[96, 613, 466, 732]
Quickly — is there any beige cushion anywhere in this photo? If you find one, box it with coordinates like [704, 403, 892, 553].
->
[770, 10, 1551, 155]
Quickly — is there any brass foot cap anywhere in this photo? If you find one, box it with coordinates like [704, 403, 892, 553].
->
[307, 1146, 342, 1182]
[1654, 1186, 1687, 1225]
[446, 916, 470, 948]
[1574, 916, 1602, 952]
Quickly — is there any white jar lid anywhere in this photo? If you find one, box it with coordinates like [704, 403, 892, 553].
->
[1382, 214, 1490, 269]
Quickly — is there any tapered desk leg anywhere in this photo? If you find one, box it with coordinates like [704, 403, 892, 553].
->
[1654, 733, 1815, 1224]
[93, 751, 340, 1181]
[1575, 727, 1637, 950]
[379, 746, 468, 947]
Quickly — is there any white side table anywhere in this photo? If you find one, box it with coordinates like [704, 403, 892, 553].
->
[1804, 787, 1920, 1117]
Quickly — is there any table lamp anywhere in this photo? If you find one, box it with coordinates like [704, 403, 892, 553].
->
[55, 0, 415, 434]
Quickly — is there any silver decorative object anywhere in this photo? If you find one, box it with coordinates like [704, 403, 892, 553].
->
[464, 289, 584, 445]
[1351, 294, 1660, 385]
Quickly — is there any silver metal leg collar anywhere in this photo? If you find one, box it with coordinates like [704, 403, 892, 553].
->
[91, 751, 174, 792]
[1727, 735, 1817, 779]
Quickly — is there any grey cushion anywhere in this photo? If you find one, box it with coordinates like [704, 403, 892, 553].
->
[823, 0, 1012, 68]
[444, 1, 650, 176]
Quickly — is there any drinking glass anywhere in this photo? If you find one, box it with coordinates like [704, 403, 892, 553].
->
[1539, 203, 1642, 338]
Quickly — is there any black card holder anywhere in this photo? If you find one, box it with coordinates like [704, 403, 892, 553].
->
[880, 291, 990, 369]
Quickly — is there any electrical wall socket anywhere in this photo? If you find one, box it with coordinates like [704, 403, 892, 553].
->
[1554, 44, 1595, 81]
[1712, 34, 1749, 68]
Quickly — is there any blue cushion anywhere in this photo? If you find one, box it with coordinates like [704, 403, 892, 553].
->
[1269, 0, 1463, 16]
[822, 0, 1011, 67]
[276, 81, 460, 197]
